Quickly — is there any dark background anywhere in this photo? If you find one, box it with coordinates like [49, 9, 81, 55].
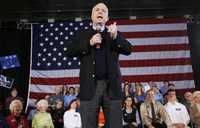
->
[0, 0, 200, 105]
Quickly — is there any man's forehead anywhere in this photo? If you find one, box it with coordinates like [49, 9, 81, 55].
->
[93, 3, 108, 10]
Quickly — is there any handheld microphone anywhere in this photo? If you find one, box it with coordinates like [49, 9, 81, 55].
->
[95, 24, 102, 49]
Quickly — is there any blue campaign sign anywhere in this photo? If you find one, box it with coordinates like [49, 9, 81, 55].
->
[0, 54, 20, 70]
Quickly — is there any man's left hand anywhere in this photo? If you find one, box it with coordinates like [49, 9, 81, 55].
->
[108, 22, 117, 40]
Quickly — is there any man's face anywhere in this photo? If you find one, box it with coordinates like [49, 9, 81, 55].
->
[11, 90, 17, 97]
[168, 91, 177, 101]
[147, 90, 155, 101]
[184, 92, 193, 102]
[91, 3, 109, 25]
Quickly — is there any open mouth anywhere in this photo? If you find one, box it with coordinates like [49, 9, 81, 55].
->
[97, 16, 103, 19]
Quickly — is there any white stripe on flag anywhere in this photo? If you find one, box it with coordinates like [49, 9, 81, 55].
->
[120, 50, 191, 60]
[31, 65, 192, 78]
[31, 69, 79, 78]
[118, 23, 187, 32]
[121, 65, 193, 76]
[127, 36, 189, 46]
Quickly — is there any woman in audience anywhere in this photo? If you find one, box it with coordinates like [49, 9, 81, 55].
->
[32, 99, 54, 128]
[134, 82, 145, 104]
[6, 99, 29, 128]
[5, 88, 24, 115]
[122, 96, 140, 128]
[52, 100, 65, 128]
[122, 81, 134, 99]
[190, 91, 200, 128]
[63, 99, 81, 128]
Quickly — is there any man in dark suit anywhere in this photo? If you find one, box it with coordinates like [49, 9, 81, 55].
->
[66, 2, 132, 128]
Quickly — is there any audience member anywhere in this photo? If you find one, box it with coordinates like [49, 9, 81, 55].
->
[122, 96, 140, 128]
[134, 82, 145, 104]
[75, 86, 80, 97]
[5, 88, 24, 115]
[27, 100, 38, 126]
[52, 100, 65, 128]
[160, 81, 170, 95]
[63, 99, 81, 128]
[151, 85, 163, 104]
[183, 92, 194, 111]
[32, 99, 54, 128]
[122, 81, 134, 99]
[64, 86, 76, 107]
[164, 89, 190, 128]
[48, 86, 64, 109]
[190, 91, 200, 128]
[140, 89, 170, 128]
[6, 99, 29, 128]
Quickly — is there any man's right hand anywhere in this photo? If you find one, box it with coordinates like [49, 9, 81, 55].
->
[90, 33, 102, 46]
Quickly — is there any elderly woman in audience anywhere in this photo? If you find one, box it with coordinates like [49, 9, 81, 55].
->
[63, 99, 81, 128]
[190, 91, 200, 128]
[122, 96, 141, 128]
[6, 99, 29, 128]
[32, 99, 54, 128]
[5, 88, 24, 115]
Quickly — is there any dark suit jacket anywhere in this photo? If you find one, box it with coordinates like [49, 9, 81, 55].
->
[66, 28, 132, 100]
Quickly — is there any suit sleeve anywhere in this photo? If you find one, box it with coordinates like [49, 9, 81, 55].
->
[110, 31, 132, 55]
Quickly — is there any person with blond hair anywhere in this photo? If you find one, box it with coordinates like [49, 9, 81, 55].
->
[190, 91, 200, 128]
[32, 99, 54, 128]
[6, 99, 29, 128]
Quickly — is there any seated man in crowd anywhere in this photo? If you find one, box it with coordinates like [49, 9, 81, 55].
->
[64, 86, 77, 107]
[140, 89, 170, 128]
[48, 86, 64, 109]
[164, 89, 190, 128]
[190, 91, 200, 128]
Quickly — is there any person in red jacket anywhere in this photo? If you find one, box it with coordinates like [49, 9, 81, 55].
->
[6, 99, 29, 128]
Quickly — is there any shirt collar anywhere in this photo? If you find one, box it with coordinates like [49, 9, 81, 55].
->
[92, 24, 105, 32]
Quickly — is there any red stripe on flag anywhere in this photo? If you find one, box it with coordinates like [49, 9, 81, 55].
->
[132, 44, 190, 52]
[30, 92, 53, 99]
[31, 73, 193, 85]
[123, 30, 187, 38]
[31, 77, 80, 85]
[107, 18, 187, 25]
[119, 58, 192, 67]
[122, 73, 193, 83]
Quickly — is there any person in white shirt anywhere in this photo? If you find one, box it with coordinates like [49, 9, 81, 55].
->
[63, 99, 82, 128]
[164, 89, 190, 128]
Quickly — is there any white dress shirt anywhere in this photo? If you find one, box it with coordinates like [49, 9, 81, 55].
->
[164, 101, 190, 127]
[63, 109, 82, 128]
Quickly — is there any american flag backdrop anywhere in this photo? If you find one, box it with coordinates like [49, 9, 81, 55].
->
[28, 18, 195, 106]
